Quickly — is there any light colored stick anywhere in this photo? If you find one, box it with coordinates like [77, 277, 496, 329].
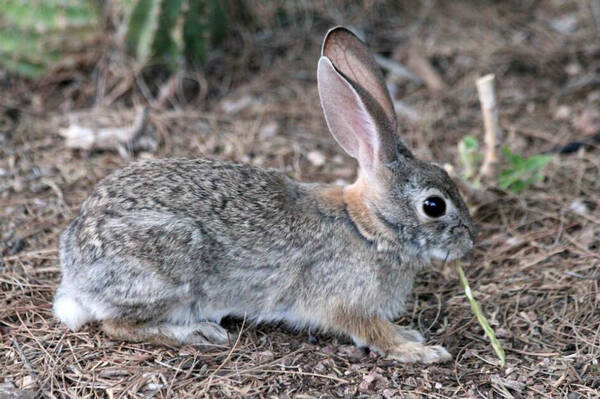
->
[374, 54, 423, 85]
[477, 74, 502, 181]
[408, 46, 446, 92]
[59, 106, 149, 152]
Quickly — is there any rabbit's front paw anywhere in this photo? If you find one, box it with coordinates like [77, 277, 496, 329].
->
[177, 322, 230, 345]
[387, 343, 452, 363]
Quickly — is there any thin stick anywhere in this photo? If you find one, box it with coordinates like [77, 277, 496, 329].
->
[476, 74, 502, 181]
[374, 54, 423, 85]
[12, 336, 38, 379]
[200, 315, 246, 394]
[408, 46, 446, 92]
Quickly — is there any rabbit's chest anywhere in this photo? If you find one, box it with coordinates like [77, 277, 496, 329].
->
[368, 255, 417, 318]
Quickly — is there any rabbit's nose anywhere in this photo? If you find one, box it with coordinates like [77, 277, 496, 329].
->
[451, 221, 468, 235]
[453, 220, 477, 242]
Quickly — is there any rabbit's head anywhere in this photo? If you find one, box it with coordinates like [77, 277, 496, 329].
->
[318, 27, 474, 261]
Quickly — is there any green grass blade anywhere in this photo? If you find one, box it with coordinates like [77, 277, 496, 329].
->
[456, 262, 506, 367]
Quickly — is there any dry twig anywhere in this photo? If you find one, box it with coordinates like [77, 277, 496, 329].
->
[408, 46, 446, 92]
[477, 74, 503, 182]
[374, 55, 423, 86]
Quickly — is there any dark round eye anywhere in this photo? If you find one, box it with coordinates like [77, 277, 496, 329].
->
[423, 196, 446, 218]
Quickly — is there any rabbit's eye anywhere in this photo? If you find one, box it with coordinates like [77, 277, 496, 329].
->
[423, 196, 446, 218]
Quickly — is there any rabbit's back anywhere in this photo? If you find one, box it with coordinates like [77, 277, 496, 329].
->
[62, 159, 313, 283]
[68, 159, 331, 274]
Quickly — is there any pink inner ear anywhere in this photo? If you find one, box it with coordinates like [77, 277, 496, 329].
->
[317, 57, 378, 168]
[322, 29, 397, 131]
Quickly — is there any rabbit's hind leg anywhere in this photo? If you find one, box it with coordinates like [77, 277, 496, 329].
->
[102, 320, 230, 346]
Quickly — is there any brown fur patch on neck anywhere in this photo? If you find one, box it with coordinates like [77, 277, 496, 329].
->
[316, 184, 344, 204]
[313, 184, 345, 214]
[343, 176, 394, 242]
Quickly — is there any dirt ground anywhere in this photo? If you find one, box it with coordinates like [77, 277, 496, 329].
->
[1, 1, 599, 398]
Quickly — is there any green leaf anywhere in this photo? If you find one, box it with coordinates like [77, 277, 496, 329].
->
[498, 175, 518, 190]
[509, 180, 526, 193]
[498, 169, 520, 189]
[458, 136, 482, 181]
[504, 147, 525, 170]
[499, 148, 552, 193]
[461, 136, 479, 150]
[524, 154, 551, 173]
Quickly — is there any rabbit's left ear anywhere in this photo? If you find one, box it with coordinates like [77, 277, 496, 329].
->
[321, 27, 398, 134]
[318, 27, 404, 172]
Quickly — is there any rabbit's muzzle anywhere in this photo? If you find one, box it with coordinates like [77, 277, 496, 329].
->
[448, 222, 474, 259]
[426, 221, 473, 261]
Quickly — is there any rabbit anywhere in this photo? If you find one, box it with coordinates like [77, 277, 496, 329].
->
[53, 26, 474, 363]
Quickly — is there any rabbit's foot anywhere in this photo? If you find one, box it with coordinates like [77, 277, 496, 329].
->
[330, 311, 449, 363]
[185, 322, 230, 345]
[102, 320, 229, 346]
[386, 343, 451, 363]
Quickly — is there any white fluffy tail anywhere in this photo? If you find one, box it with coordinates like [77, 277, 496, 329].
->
[53, 294, 92, 331]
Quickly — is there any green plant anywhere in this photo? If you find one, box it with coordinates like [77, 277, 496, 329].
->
[498, 147, 552, 193]
[457, 137, 552, 193]
[125, 0, 230, 72]
[0, 0, 101, 77]
[458, 135, 482, 183]
[456, 262, 506, 367]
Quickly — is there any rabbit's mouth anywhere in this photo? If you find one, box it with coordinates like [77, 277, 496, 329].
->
[427, 236, 473, 261]
[429, 248, 463, 261]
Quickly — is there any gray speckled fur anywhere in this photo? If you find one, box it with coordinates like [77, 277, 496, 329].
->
[56, 155, 472, 330]
[57, 158, 423, 327]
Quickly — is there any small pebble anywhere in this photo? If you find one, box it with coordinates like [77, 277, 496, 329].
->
[570, 200, 588, 215]
[259, 121, 279, 139]
[565, 62, 582, 76]
[554, 105, 571, 120]
[550, 14, 578, 34]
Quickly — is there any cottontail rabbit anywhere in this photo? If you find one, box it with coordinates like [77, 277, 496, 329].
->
[54, 27, 474, 363]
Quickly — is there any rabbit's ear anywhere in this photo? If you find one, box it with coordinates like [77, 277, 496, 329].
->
[321, 27, 397, 133]
[318, 57, 383, 169]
